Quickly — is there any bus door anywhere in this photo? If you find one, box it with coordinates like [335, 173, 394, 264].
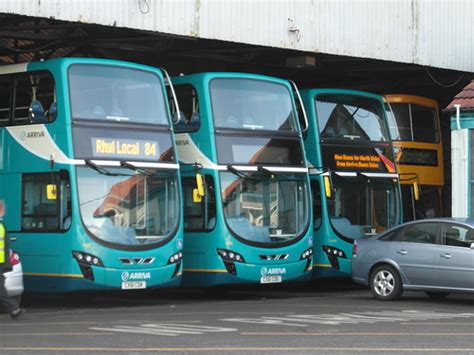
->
[12, 170, 71, 273]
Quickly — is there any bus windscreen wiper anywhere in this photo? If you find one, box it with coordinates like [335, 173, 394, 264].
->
[227, 165, 251, 179]
[120, 161, 153, 176]
[84, 160, 130, 177]
[227, 165, 273, 180]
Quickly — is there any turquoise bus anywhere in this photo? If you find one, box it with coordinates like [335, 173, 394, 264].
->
[171, 73, 313, 287]
[301, 89, 402, 278]
[0, 58, 184, 292]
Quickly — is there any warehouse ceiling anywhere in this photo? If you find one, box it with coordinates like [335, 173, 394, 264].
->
[0, 14, 472, 111]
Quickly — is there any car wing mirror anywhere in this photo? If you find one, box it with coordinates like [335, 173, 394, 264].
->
[470, 242, 474, 250]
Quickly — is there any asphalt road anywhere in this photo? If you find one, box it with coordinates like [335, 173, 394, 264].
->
[1, 281, 473, 354]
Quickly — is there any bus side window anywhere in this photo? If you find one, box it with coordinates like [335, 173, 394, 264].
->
[311, 180, 322, 229]
[0, 78, 12, 127]
[172, 84, 200, 133]
[13, 72, 56, 125]
[182, 175, 215, 231]
[22, 172, 70, 232]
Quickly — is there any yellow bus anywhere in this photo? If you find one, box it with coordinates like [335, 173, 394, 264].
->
[384, 95, 444, 221]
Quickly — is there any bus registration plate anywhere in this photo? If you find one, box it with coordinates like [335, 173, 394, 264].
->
[121, 281, 147, 290]
[260, 275, 282, 284]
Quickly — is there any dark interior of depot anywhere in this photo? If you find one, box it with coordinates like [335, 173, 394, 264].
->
[0, 15, 471, 217]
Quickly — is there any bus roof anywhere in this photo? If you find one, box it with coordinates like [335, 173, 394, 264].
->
[0, 57, 164, 77]
[171, 72, 292, 87]
[300, 88, 384, 102]
[384, 94, 438, 109]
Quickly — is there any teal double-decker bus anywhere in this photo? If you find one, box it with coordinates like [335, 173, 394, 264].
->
[171, 73, 313, 287]
[301, 89, 402, 278]
[0, 58, 183, 292]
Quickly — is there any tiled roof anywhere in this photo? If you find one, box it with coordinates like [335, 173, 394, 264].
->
[446, 81, 474, 110]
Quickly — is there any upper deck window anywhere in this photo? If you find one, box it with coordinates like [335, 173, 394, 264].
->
[210, 78, 297, 132]
[0, 79, 11, 126]
[172, 84, 200, 133]
[315, 94, 389, 142]
[69, 65, 169, 126]
[387, 102, 438, 143]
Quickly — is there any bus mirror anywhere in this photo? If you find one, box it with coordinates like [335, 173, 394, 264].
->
[413, 181, 420, 201]
[193, 173, 205, 203]
[193, 188, 203, 203]
[46, 184, 57, 200]
[323, 176, 332, 198]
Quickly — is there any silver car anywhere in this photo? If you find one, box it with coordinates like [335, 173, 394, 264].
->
[4, 249, 24, 301]
[352, 218, 474, 300]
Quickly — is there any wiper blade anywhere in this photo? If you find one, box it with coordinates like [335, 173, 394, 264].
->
[226, 165, 272, 180]
[120, 161, 153, 176]
[84, 160, 130, 177]
[257, 166, 274, 177]
[227, 165, 251, 179]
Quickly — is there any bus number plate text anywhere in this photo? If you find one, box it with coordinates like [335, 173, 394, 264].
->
[260, 276, 282, 284]
[121, 281, 147, 290]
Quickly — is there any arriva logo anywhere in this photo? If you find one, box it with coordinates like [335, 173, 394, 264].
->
[260, 267, 287, 276]
[121, 271, 151, 281]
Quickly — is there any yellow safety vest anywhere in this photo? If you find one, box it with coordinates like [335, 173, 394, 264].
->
[0, 222, 6, 264]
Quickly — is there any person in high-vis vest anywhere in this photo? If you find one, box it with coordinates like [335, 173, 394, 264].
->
[0, 199, 24, 319]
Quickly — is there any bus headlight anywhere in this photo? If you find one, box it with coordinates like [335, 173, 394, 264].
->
[300, 248, 313, 260]
[72, 251, 104, 281]
[217, 249, 245, 263]
[168, 252, 183, 264]
[322, 246, 347, 259]
[72, 251, 104, 267]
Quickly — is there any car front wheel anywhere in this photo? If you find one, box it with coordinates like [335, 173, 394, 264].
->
[370, 265, 403, 301]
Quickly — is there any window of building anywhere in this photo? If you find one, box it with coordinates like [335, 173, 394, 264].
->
[172, 84, 200, 133]
[22, 172, 71, 232]
[13, 72, 56, 125]
[182, 175, 216, 231]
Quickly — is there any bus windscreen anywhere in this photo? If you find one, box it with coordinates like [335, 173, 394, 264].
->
[210, 78, 297, 132]
[315, 94, 389, 142]
[69, 64, 169, 125]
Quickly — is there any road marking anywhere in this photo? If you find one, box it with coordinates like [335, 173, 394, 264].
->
[0, 321, 101, 327]
[1, 347, 474, 352]
[402, 322, 474, 325]
[90, 323, 238, 337]
[240, 332, 474, 336]
[0, 333, 112, 336]
[221, 310, 474, 327]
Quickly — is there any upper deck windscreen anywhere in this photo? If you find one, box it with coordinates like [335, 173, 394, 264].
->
[386, 103, 439, 143]
[210, 78, 297, 132]
[315, 94, 389, 142]
[69, 65, 169, 125]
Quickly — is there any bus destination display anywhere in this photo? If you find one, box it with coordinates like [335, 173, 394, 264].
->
[92, 137, 159, 160]
[334, 153, 381, 169]
[323, 145, 395, 173]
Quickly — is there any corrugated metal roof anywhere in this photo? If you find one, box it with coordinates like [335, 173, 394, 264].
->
[0, 0, 472, 72]
[446, 81, 474, 110]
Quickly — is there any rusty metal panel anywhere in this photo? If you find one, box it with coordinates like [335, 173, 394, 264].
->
[0, 0, 472, 72]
